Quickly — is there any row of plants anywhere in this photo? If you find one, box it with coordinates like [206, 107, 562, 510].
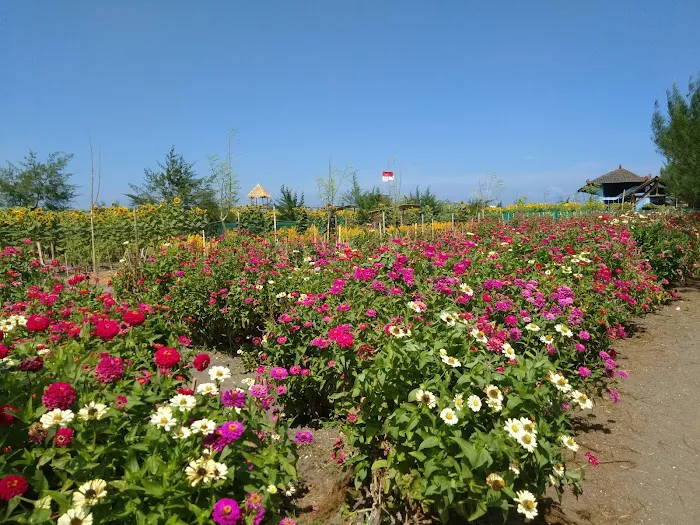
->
[0, 246, 306, 524]
[114, 212, 700, 521]
[0, 203, 208, 266]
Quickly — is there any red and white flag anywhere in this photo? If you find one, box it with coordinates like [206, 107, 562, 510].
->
[382, 171, 394, 182]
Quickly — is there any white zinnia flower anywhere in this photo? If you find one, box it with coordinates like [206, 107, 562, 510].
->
[518, 431, 538, 452]
[172, 426, 192, 440]
[459, 283, 474, 296]
[502, 342, 516, 359]
[503, 418, 524, 439]
[484, 384, 503, 411]
[78, 402, 107, 421]
[414, 389, 437, 409]
[441, 354, 461, 368]
[467, 395, 482, 412]
[540, 334, 555, 345]
[57, 508, 93, 525]
[241, 377, 255, 387]
[267, 484, 278, 494]
[208, 366, 231, 382]
[515, 490, 538, 520]
[570, 390, 593, 410]
[440, 312, 456, 326]
[407, 301, 422, 313]
[440, 407, 459, 425]
[169, 394, 197, 412]
[185, 457, 217, 486]
[552, 463, 565, 477]
[190, 419, 216, 435]
[560, 435, 579, 451]
[196, 383, 219, 396]
[525, 323, 540, 332]
[149, 406, 176, 432]
[40, 409, 75, 429]
[72, 479, 107, 508]
[453, 393, 464, 410]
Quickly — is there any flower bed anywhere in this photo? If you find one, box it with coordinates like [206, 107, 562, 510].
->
[0, 247, 303, 524]
[5, 213, 698, 523]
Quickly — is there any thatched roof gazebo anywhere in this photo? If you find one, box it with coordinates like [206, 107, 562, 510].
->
[247, 184, 271, 205]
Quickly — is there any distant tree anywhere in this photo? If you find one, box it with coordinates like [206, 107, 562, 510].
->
[127, 146, 215, 210]
[208, 130, 241, 230]
[275, 185, 305, 220]
[0, 150, 77, 209]
[404, 186, 441, 210]
[317, 160, 353, 207]
[652, 75, 700, 207]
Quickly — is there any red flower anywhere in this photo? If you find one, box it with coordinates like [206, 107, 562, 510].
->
[26, 314, 50, 332]
[0, 344, 9, 359]
[193, 353, 210, 371]
[122, 310, 146, 326]
[94, 320, 120, 341]
[0, 405, 18, 426]
[0, 474, 28, 501]
[115, 396, 128, 410]
[53, 428, 74, 447]
[154, 347, 180, 369]
[42, 382, 77, 410]
[178, 387, 195, 395]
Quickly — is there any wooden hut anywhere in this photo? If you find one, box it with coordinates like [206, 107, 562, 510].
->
[247, 184, 271, 205]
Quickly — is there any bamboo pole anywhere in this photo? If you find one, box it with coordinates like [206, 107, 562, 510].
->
[421, 213, 424, 236]
[273, 206, 278, 244]
[36, 241, 44, 265]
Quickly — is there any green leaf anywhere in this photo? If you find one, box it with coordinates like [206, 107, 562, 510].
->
[371, 459, 388, 471]
[419, 436, 441, 450]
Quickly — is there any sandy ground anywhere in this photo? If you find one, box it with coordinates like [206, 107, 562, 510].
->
[194, 279, 700, 524]
[542, 278, 700, 525]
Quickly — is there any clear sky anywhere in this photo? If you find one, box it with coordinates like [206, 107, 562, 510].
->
[1, 1, 699, 208]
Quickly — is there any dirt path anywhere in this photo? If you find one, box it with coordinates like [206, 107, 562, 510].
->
[545, 279, 700, 525]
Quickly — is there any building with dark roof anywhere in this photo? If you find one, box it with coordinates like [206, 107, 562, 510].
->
[578, 165, 666, 208]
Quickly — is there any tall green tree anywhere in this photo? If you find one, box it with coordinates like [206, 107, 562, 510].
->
[275, 185, 304, 220]
[127, 146, 215, 209]
[0, 150, 77, 209]
[208, 130, 241, 230]
[652, 75, 700, 208]
[404, 185, 441, 209]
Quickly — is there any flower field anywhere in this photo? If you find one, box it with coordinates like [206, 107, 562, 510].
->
[1, 213, 699, 524]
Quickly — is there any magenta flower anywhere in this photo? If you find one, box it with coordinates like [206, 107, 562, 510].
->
[221, 389, 246, 408]
[585, 452, 600, 466]
[248, 384, 268, 399]
[289, 365, 302, 375]
[269, 367, 288, 380]
[94, 356, 125, 384]
[212, 498, 241, 525]
[578, 366, 591, 377]
[294, 431, 313, 446]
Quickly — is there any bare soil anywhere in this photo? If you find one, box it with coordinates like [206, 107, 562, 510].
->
[540, 278, 700, 525]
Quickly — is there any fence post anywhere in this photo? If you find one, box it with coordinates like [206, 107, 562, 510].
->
[36, 241, 44, 265]
[237, 210, 241, 230]
[273, 206, 278, 243]
[421, 213, 425, 236]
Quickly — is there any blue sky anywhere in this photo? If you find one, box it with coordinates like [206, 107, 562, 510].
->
[1, 1, 699, 208]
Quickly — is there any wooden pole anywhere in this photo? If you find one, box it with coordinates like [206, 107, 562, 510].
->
[382, 212, 386, 235]
[421, 213, 425, 236]
[36, 241, 44, 265]
[273, 206, 278, 243]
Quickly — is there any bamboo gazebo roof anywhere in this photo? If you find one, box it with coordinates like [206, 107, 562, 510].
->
[247, 184, 271, 199]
